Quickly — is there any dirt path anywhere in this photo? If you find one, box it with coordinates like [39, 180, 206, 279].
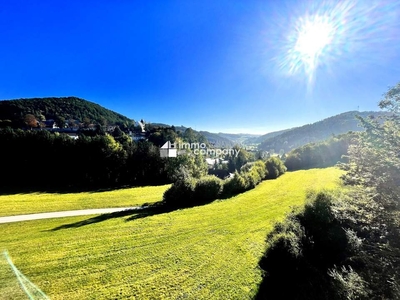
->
[0, 207, 142, 224]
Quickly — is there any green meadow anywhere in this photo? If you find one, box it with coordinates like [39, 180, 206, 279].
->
[0, 185, 170, 217]
[0, 168, 342, 299]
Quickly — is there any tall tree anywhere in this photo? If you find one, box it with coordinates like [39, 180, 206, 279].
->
[83, 117, 91, 128]
[340, 82, 400, 297]
[24, 114, 37, 129]
[54, 116, 66, 129]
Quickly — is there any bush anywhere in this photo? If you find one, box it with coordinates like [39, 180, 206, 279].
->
[252, 160, 268, 180]
[164, 159, 281, 208]
[163, 175, 222, 208]
[242, 161, 267, 188]
[193, 176, 223, 204]
[265, 157, 286, 179]
[328, 266, 369, 299]
[240, 162, 254, 173]
[242, 172, 258, 189]
[256, 191, 354, 300]
[222, 161, 267, 197]
[284, 153, 302, 171]
[162, 177, 197, 208]
[222, 171, 247, 197]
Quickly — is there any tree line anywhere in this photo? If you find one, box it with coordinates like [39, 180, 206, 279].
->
[0, 128, 164, 191]
[0, 125, 254, 192]
[284, 132, 358, 171]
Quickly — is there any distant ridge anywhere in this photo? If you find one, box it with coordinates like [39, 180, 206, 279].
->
[199, 131, 235, 148]
[258, 111, 387, 152]
[0, 98, 387, 153]
[241, 129, 291, 145]
[0, 97, 134, 127]
[216, 133, 261, 145]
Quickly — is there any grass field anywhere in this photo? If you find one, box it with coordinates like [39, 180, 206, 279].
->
[0, 168, 342, 299]
[0, 185, 170, 217]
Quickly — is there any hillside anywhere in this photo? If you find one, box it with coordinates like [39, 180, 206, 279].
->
[216, 132, 261, 145]
[199, 131, 235, 147]
[144, 125, 234, 148]
[243, 129, 291, 145]
[0, 97, 135, 128]
[259, 111, 386, 152]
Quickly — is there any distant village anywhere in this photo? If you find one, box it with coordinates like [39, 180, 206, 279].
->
[28, 118, 145, 141]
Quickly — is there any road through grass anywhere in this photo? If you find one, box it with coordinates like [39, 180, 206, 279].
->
[0, 185, 170, 217]
[0, 168, 342, 299]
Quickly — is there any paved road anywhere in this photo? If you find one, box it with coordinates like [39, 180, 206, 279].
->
[0, 207, 142, 224]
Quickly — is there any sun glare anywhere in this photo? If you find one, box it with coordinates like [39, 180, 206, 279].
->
[285, 13, 336, 85]
[295, 16, 334, 66]
[273, 0, 400, 88]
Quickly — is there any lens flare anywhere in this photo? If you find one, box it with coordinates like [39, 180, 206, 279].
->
[270, 0, 400, 87]
[287, 14, 335, 83]
[295, 16, 334, 60]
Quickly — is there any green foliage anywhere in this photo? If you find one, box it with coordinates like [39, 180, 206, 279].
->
[193, 176, 224, 204]
[182, 128, 207, 144]
[0, 128, 170, 191]
[222, 160, 268, 197]
[265, 156, 286, 179]
[162, 175, 223, 208]
[53, 115, 66, 128]
[246, 161, 267, 187]
[0, 124, 212, 191]
[0, 119, 12, 128]
[162, 176, 197, 208]
[164, 159, 271, 208]
[328, 266, 369, 300]
[258, 111, 387, 153]
[338, 82, 400, 298]
[222, 171, 247, 196]
[0, 97, 135, 128]
[226, 146, 253, 172]
[164, 152, 208, 182]
[198, 131, 235, 148]
[256, 191, 364, 300]
[285, 133, 356, 171]
[258, 83, 400, 300]
[147, 126, 179, 146]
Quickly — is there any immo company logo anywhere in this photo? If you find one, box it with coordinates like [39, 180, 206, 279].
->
[160, 141, 178, 158]
[160, 141, 240, 158]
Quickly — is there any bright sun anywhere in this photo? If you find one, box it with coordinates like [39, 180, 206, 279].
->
[274, 0, 400, 88]
[289, 14, 335, 82]
[295, 16, 334, 65]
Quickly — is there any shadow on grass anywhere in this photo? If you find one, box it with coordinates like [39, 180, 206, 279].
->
[0, 182, 170, 196]
[49, 204, 174, 231]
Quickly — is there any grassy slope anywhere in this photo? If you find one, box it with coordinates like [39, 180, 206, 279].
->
[0, 185, 170, 217]
[0, 168, 342, 300]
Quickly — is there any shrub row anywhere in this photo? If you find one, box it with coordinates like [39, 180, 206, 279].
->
[163, 157, 286, 208]
[163, 175, 223, 208]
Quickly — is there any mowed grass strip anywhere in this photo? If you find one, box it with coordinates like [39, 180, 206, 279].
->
[0, 185, 170, 217]
[0, 168, 342, 300]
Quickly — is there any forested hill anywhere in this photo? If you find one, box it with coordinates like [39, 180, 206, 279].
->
[259, 111, 387, 153]
[243, 129, 290, 145]
[199, 131, 235, 147]
[0, 97, 135, 127]
[215, 133, 261, 145]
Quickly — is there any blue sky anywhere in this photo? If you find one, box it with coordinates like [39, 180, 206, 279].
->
[1, 0, 400, 134]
